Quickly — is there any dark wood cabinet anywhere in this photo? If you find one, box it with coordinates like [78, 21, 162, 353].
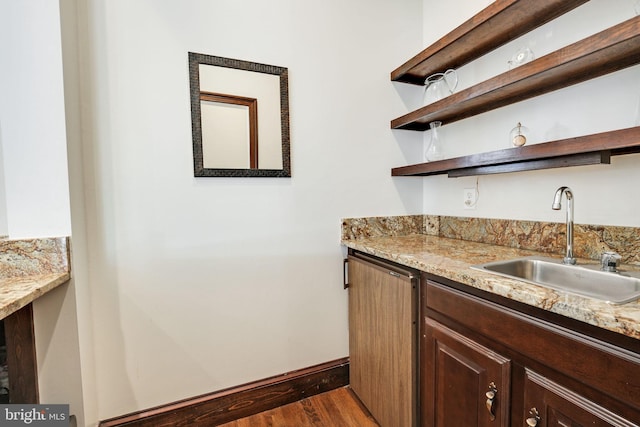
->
[1, 304, 39, 404]
[422, 318, 510, 427]
[422, 277, 640, 427]
[523, 369, 636, 427]
[347, 252, 418, 427]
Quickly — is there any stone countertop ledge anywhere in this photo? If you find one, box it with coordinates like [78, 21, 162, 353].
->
[0, 237, 71, 320]
[343, 233, 640, 341]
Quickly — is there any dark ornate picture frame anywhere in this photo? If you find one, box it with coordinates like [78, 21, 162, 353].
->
[189, 52, 291, 177]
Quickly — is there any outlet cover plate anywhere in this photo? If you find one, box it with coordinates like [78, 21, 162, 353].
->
[464, 188, 476, 210]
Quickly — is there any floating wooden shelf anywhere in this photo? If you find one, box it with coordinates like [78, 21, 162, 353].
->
[392, 16, 640, 131]
[392, 127, 640, 177]
[391, 0, 588, 85]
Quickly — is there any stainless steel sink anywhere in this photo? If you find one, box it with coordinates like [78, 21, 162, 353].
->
[472, 256, 640, 304]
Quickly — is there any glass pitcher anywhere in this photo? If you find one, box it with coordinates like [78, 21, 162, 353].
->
[424, 69, 458, 105]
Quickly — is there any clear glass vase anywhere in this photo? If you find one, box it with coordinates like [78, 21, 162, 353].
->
[425, 121, 444, 161]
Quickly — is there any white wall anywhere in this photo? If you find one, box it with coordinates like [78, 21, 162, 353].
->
[0, 140, 7, 237]
[0, 0, 84, 425]
[0, 1, 72, 238]
[417, 0, 640, 227]
[63, 0, 422, 423]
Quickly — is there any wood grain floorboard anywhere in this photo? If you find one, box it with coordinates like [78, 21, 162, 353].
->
[218, 387, 379, 427]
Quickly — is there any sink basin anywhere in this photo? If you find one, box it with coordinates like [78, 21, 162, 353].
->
[472, 256, 640, 304]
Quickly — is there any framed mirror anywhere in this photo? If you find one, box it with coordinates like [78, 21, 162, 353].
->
[189, 53, 291, 177]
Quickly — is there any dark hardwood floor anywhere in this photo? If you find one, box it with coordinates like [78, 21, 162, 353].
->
[217, 387, 379, 426]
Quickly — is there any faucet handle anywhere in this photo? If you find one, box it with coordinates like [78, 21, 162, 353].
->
[601, 251, 622, 272]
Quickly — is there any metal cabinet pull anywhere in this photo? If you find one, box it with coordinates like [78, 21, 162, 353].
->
[485, 382, 497, 421]
[343, 258, 349, 289]
[526, 408, 540, 427]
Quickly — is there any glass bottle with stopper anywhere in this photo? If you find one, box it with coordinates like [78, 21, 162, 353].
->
[509, 122, 529, 147]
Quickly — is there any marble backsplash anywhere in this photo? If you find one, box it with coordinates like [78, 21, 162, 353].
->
[0, 237, 70, 278]
[342, 215, 640, 265]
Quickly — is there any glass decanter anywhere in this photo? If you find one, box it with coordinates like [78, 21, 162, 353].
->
[425, 121, 444, 161]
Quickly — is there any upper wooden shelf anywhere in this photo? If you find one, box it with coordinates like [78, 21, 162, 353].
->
[391, 15, 640, 131]
[391, 127, 640, 177]
[391, 0, 589, 85]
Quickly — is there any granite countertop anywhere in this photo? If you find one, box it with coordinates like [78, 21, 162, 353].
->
[342, 233, 640, 340]
[0, 272, 71, 319]
[0, 237, 71, 320]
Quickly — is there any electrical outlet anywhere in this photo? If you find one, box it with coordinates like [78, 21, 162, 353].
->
[464, 188, 476, 209]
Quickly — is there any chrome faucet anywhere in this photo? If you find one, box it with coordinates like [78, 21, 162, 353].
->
[552, 186, 576, 265]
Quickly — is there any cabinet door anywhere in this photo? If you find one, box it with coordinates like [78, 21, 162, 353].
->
[522, 369, 638, 427]
[348, 255, 417, 427]
[3, 304, 38, 403]
[422, 318, 511, 427]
